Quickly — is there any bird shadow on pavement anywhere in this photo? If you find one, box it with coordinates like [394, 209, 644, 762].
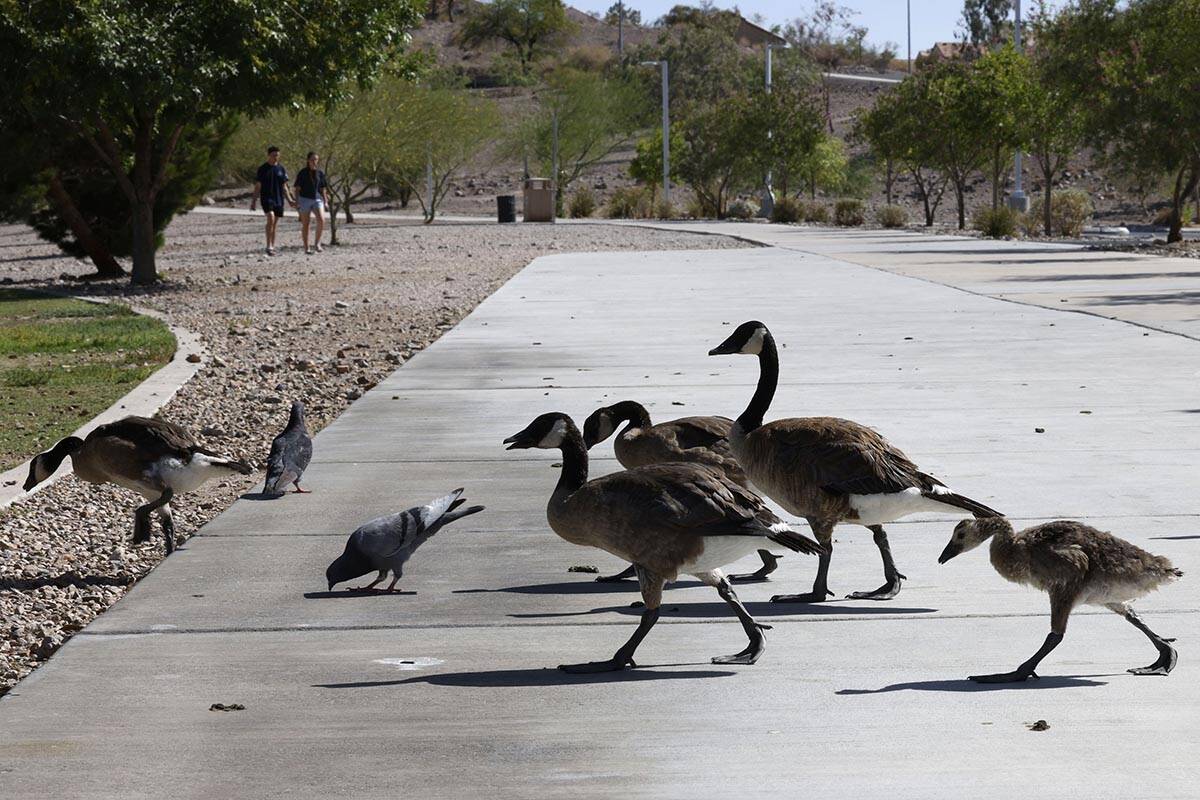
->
[836, 674, 1112, 695]
[509, 602, 938, 620]
[238, 492, 285, 502]
[453, 579, 705, 596]
[314, 665, 736, 689]
[303, 590, 417, 599]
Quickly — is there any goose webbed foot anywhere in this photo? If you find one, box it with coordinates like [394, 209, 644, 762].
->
[712, 632, 767, 665]
[594, 565, 637, 583]
[728, 552, 781, 583]
[771, 589, 834, 603]
[1128, 643, 1178, 676]
[845, 572, 905, 601]
[969, 669, 1038, 683]
[559, 657, 635, 674]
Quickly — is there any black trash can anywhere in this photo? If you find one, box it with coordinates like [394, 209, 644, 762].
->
[496, 195, 516, 223]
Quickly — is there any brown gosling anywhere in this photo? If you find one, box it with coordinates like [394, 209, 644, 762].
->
[581, 400, 781, 583]
[939, 517, 1183, 682]
[503, 412, 825, 673]
[709, 321, 1001, 603]
[23, 416, 252, 554]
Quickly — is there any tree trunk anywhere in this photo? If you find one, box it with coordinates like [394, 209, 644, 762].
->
[399, 185, 412, 209]
[955, 181, 966, 229]
[1043, 180, 1053, 237]
[884, 158, 894, 206]
[1167, 166, 1198, 244]
[990, 147, 1002, 211]
[45, 173, 124, 278]
[130, 196, 157, 285]
[329, 204, 341, 244]
[344, 204, 354, 224]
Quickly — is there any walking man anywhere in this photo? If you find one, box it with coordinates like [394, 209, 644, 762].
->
[294, 151, 331, 254]
[250, 146, 293, 255]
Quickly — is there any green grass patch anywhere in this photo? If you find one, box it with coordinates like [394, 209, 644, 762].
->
[0, 289, 175, 471]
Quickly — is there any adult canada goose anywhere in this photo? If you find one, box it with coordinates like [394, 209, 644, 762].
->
[582, 401, 782, 583]
[326, 488, 484, 592]
[708, 320, 1001, 603]
[23, 416, 253, 553]
[503, 412, 824, 673]
[940, 518, 1182, 682]
[264, 400, 313, 495]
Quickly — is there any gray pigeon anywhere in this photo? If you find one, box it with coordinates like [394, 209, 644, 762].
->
[326, 488, 485, 592]
[264, 400, 313, 494]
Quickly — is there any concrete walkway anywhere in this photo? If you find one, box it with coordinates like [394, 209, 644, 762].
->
[1, 240, 1198, 798]
[620, 221, 1200, 338]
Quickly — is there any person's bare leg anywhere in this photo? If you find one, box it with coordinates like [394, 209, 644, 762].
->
[314, 207, 325, 250]
[300, 210, 311, 252]
[264, 212, 273, 251]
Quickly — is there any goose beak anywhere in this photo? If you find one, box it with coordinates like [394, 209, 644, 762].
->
[503, 429, 535, 450]
[708, 333, 741, 356]
[938, 541, 961, 564]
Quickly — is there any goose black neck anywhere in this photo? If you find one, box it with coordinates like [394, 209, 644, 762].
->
[555, 426, 589, 494]
[737, 333, 779, 433]
[609, 401, 651, 430]
[47, 436, 83, 470]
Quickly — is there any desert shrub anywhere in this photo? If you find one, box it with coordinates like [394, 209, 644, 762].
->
[567, 186, 596, 218]
[604, 186, 651, 219]
[972, 206, 1020, 238]
[559, 45, 613, 73]
[654, 200, 674, 220]
[802, 201, 829, 223]
[771, 196, 802, 224]
[834, 199, 865, 226]
[876, 204, 908, 228]
[726, 198, 758, 220]
[1028, 189, 1094, 237]
[686, 195, 721, 219]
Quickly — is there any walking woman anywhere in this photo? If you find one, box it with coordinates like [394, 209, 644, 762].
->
[294, 151, 331, 255]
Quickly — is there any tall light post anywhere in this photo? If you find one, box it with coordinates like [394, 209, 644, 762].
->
[640, 60, 670, 209]
[760, 42, 790, 218]
[616, 1, 624, 54]
[1007, 0, 1029, 212]
[907, 0, 912, 73]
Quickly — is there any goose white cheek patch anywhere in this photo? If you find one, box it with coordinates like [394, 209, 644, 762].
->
[537, 419, 568, 448]
[741, 328, 766, 355]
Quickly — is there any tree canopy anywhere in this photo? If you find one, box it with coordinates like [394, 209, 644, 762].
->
[0, 0, 422, 282]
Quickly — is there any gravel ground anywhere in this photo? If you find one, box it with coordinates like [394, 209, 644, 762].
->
[0, 211, 748, 695]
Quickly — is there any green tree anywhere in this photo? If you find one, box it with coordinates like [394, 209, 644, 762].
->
[960, 0, 1014, 45]
[795, 135, 849, 200]
[971, 45, 1031, 210]
[0, 1, 421, 284]
[507, 68, 647, 214]
[922, 61, 992, 229]
[861, 76, 950, 226]
[674, 93, 758, 217]
[629, 128, 683, 202]
[1041, 0, 1199, 242]
[605, 3, 642, 25]
[459, 0, 574, 76]
[378, 84, 501, 224]
[750, 74, 824, 198]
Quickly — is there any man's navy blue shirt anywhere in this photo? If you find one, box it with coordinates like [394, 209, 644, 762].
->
[256, 162, 288, 206]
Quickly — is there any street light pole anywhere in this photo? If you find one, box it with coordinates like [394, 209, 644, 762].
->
[760, 43, 789, 218]
[641, 60, 670, 210]
[1008, 0, 1029, 212]
[907, 0, 912, 73]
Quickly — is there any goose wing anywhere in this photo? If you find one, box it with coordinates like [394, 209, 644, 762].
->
[661, 416, 733, 451]
[755, 417, 934, 496]
[588, 463, 780, 538]
[90, 416, 202, 460]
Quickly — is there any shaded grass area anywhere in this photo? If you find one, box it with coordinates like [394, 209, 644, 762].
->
[0, 289, 175, 471]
